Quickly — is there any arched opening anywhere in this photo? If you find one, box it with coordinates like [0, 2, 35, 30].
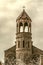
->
[29, 23, 31, 32]
[17, 23, 18, 32]
[24, 22, 28, 32]
[20, 22, 23, 32]
[23, 41, 25, 48]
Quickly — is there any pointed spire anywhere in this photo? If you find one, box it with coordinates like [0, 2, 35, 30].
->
[16, 7, 32, 22]
[23, 6, 25, 11]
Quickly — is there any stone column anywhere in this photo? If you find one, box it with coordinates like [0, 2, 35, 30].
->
[18, 23, 20, 32]
[23, 22, 25, 32]
[28, 23, 29, 32]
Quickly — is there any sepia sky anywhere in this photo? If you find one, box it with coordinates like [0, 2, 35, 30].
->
[0, 0, 43, 62]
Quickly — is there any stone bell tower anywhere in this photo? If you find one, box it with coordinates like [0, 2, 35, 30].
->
[16, 9, 33, 63]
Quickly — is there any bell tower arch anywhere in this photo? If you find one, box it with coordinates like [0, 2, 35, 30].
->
[16, 9, 33, 62]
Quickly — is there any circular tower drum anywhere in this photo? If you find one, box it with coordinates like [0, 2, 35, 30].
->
[16, 9, 33, 63]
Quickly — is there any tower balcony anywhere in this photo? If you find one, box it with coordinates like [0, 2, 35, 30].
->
[16, 32, 32, 39]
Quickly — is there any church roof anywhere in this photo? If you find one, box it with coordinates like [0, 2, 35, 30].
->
[5, 45, 16, 52]
[16, 9, 32, 21]
[5, 45, 16, 57]
[5, 45, 43, 56]
[32, 45, 43, 55]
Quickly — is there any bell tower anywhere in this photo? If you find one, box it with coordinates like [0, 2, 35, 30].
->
[16, 9, 33, 63]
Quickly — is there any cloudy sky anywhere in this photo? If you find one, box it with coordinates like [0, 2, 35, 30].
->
[0, 0, 43, 63]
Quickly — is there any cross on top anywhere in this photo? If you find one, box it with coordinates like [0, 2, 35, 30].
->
[23, 6, 25, 10]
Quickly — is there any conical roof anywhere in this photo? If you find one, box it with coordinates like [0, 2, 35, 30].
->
[16, 9, 32, 22]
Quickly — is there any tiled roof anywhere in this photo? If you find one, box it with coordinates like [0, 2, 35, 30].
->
[16, 9, 32, 21]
